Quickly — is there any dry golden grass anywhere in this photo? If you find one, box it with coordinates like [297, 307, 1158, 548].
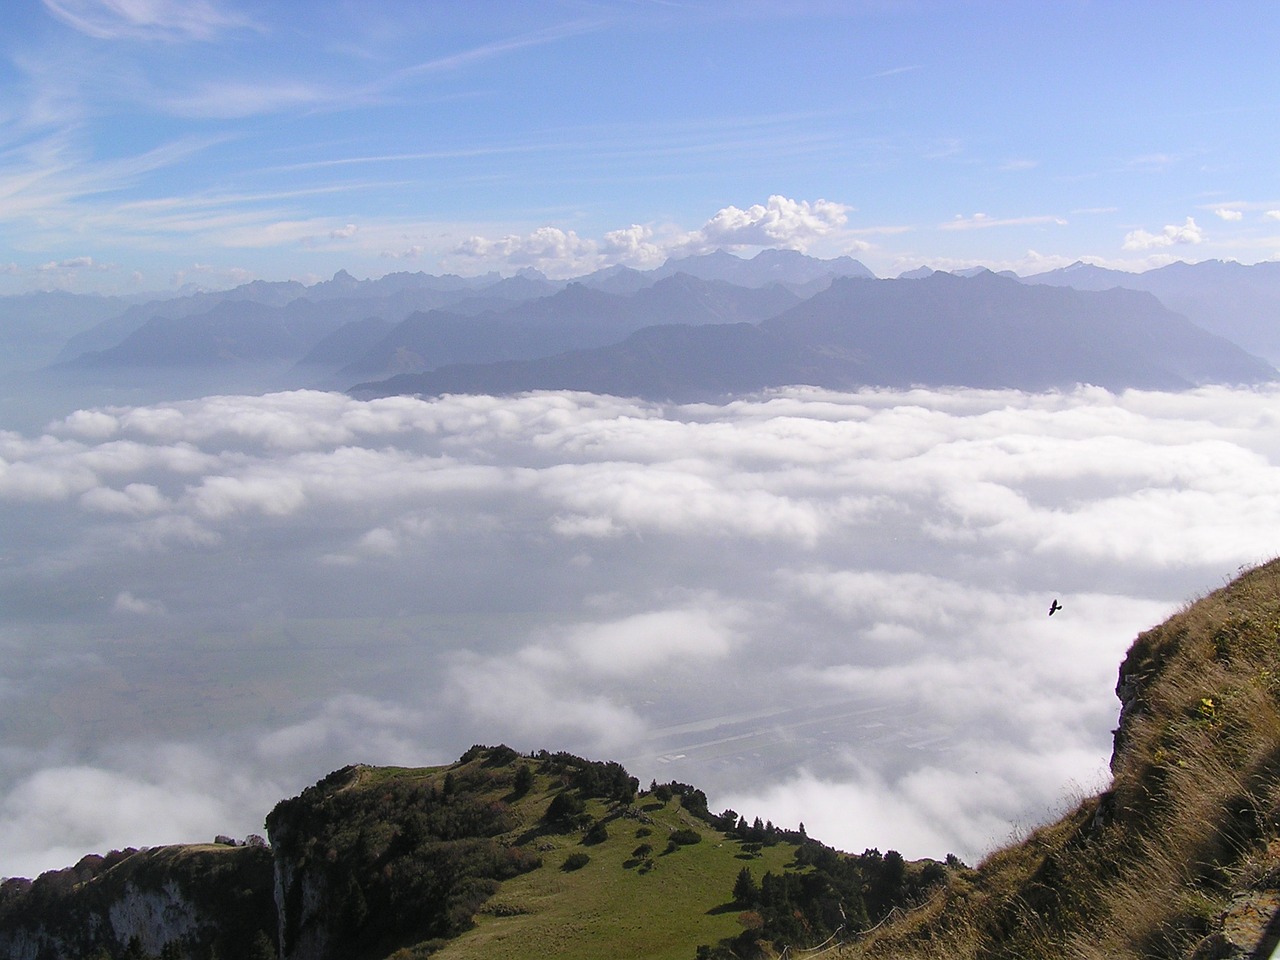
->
[834, 558, 1280, 960]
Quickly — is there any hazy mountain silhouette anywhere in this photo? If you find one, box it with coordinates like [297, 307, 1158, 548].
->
[351, 322, 804, 401]
[62, 300, 347, 367]
[351, 271, 1275, 401]
[1024, 259, 1280, 362]
[52, 270, 553, 368]
[293, 316, 396, 371]
[333, 274, 801, 384]
[29, 253, 1280, 400]
[652, 247, 875, 288]
[0, 290, 136, 371]
[45, 253, 881, 377]
[762, 270, 1272, 389]
[578, 263, 656, 295]
[53, 280, 319, 363]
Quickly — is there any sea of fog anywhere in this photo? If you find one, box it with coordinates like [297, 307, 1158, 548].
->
[3, 383, 1279, 878]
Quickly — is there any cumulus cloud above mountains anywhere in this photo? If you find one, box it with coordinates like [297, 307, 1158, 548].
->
[448, 195, 852, 276]
[2, 385, 1279, 877]
[1123, 216, 1205, 250]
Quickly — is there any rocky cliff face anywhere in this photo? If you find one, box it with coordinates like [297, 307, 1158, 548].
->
[0, 842, 275, 959]
[269, 790, 333, 960]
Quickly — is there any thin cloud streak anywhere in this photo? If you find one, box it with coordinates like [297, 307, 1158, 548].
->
[41, 0, 259, 42]
[940, 213, 1069, 231]
[394, 18, 611, 79]
[865, 64, 922, 80]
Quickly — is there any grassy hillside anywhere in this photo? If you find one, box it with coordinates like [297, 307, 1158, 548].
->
[840, 557, 1280, 959]
[267, 748, 946, 960]
[1, 745, 945, 959]
[435, 788, 795, 960]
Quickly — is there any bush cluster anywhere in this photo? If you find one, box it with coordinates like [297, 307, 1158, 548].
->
[698, 841, 948, 957]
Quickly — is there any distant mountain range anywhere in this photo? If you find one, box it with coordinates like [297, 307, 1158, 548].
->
[1022, 258, 1280, 361]
[325, 273, 803, 388]
[352, 270, 1275, 401]
[7, 249, 1280, 402]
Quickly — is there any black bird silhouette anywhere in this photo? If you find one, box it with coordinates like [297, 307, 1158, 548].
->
[1048, 599, 1062, 616]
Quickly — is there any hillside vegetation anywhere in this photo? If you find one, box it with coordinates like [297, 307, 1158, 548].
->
[0, 746, 945, 959]
[266, 747, 944, 960]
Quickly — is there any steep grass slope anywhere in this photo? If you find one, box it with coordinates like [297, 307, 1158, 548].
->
[844, 557, 1280, 959]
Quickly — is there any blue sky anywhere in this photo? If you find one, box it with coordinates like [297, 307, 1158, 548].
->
[2, 0, 1279, 293]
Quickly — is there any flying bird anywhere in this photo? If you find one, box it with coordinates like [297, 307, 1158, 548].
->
[1048, 599, 1062, 616]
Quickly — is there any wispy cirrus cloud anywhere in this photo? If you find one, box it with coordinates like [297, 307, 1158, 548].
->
[41, 0, 258, 42]
[0, 130, 230, 232]
[160, 80, 340, 120]
[1123, 153, 1177, 172]
[0, 122, 403, 263]
[394, 18, 609, 79]
[30, 11, 601, 126]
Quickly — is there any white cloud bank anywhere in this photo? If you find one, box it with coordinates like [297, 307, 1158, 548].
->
[1, 384, 1278, 877]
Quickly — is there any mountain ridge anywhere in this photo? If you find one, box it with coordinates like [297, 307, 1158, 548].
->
[0, 748, 946, 960]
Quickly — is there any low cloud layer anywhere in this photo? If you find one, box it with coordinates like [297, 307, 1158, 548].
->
[2, 384, 1278, 877]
